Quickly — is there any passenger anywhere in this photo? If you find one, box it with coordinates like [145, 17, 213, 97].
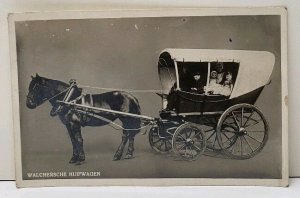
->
[190, 72, 204, 94]
[219, 72, 234, 96]
[209, 71, 218, 85]
[207, 70, 220, 94]
[215, 62, 225, 84]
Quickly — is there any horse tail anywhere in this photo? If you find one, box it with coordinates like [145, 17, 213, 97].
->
[129, 95, 141, 115]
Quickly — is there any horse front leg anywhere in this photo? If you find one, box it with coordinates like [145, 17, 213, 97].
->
[71, 122, 85, 164]
[66, 124, 78, 164]
[113, 132, 128, 161]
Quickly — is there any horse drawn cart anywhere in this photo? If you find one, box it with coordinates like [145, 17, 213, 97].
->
[57, 48, 275, 161]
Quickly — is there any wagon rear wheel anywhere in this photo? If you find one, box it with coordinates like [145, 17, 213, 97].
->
[216, 104, 269, 160]
[172, 123, 206, 161]
[149, 125, 173, 153]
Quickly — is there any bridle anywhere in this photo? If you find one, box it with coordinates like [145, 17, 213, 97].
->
[27, 82, 72, 106]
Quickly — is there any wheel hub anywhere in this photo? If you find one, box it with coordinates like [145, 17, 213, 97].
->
[237, 127, 247, 136]
[186, 138, 194, 145]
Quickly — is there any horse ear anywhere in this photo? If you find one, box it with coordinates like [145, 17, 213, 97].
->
[31, 75, 34, 79]
[36, 73, 40, 78]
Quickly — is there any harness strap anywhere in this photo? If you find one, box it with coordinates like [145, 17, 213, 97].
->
[74, 109, 154, 131]
[50, 82, 77, 116]
[78, 84, 162, 93]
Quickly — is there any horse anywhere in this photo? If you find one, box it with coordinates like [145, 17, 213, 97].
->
[26, 74, 141, 164]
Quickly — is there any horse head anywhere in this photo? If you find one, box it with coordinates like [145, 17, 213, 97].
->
[26, 73, 52, 109]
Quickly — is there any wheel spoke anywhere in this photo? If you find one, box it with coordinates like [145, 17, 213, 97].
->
[192, 144, 202, 152]
[204, 128, 215, 133]
[186, 128, 193, 138]
[231, 112, 240, 128]
[246, 130, 265, 133]
[188, 146, 195, 157]
[222, 134, 236, 145]
[222, 132, 232, 141]
[213, 134, 218, 147]
[158, 141, 164, 148]
[164, 141, 167, 151]
[166, 139, 172, 145]
[244, 119, 262, 129]
[178, 133, 187, 141]
[206, 131, 216, 141]
[242, 136, 254, 152]
[177, 142, 186, 151]
[241, 108, 244, 126]
[184, 146, 188, 157]
[243, 111, 254, 127]
[152, 139, 161, 144]
[222, 128, 237, 133]
[190, 130, 201, 139]
[229, 140, 236, 153]
[240, 137, 243, 156]
[224, 120, 235, 126]
[245, 134, 263, 144]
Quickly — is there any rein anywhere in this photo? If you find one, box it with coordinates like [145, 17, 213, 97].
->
[46, 86, 72, 103]
[78, 84, 162, 93]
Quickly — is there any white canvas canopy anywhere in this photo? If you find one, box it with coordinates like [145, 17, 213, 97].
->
[160, 49, 275, 99]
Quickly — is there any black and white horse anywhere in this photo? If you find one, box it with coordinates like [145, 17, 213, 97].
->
[26, 74, 141, 164]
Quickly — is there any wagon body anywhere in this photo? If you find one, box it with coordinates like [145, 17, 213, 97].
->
[158, 49, 275, 114]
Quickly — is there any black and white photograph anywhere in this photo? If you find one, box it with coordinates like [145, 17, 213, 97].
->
[9, 8, 288, 187]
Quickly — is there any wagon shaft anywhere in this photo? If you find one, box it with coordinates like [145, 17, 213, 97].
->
[57, 100, 156, 121]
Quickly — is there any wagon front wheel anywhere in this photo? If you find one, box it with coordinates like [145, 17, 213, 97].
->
[149, 125, 173, 153]
[216, 104, 269, 160]
[172, 123, 206, 161]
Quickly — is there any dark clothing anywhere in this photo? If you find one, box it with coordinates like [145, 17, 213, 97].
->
[165, 79, 204, 111]
[166, 86, 177, 111]
[189, 79, 204, 94]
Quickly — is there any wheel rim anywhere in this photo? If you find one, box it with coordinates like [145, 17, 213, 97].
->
[217, 104, 268, 159]
[149, 126, 173, 153]
[172, 123, 206, 161]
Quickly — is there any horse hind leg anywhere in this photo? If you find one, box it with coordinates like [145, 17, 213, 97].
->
[113, 131, 128, 161]
[122, 118, 141, 159]
[124, 134, 136, 159]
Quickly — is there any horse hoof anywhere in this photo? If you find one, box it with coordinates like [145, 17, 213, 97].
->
[69, 157, 77, 164]
[75, 161, 82, 165]
[113, 155, 121, 161]
[124, 154, 134, 159]
[78, 156, 85, 162]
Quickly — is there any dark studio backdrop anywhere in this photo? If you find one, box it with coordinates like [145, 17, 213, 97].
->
[15, 15, 282, 179]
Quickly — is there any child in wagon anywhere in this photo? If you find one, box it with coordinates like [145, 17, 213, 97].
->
[206, 70, 219, 94]
[217, 72, 233, 96]
[206, 71, 233, 96]
[219, 72, 234, 96]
